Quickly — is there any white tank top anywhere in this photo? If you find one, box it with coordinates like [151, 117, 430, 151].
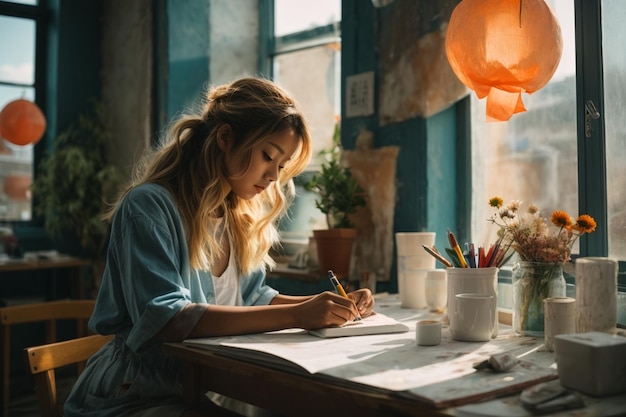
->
[209, 216, 241, 306]
[212, 248, 241, 306]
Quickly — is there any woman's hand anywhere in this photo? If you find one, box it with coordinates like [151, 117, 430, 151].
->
[292, 291, 361, 330]
[348, 288, 375, 318]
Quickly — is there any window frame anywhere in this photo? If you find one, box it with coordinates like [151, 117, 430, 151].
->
[575, 0, 607, 258]
[258, 0, 341, 78]
[572, 0, 626, 285]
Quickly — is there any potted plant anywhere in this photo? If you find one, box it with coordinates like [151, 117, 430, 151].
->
[31, 102, 121, 294]
[302, 120, 367, 279]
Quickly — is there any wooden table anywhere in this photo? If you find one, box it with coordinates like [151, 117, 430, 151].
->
[164, 342, 452, 417]
[165, 330, 626, 417]
[0, 253, 92, 299]
[164, 293, 554, 417]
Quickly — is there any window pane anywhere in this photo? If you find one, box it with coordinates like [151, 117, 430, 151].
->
[0, 86, 35, 221]
[602, 1, 626, 258]
[274, 0, 340, 36]
[0, 15, 35, 85]
[0, 15, 36, 222]
[471, 1, 577, 255]
[273, 43, 340, 235]
[274, 43, 340, 169]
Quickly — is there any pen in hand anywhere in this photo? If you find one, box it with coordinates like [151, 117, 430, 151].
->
[328, 270, 362, 321]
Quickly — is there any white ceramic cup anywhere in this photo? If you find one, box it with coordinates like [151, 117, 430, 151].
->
[425, 269, 447, 313]
[396, 232, 436, 308]
[416, 320, 442, 346]
[451, 293, 493, 342]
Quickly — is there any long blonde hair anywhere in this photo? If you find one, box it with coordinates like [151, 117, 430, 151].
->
[106, 77, 312, 275]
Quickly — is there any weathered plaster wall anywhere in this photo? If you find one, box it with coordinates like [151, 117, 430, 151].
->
[209, 0, 259, 86]
[102, 0, 153, 179]
[378, 0, 466, 123]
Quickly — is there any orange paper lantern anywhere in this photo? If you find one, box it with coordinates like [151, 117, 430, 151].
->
[445, 0, 563, 121]
[0, 98, 47, 146]
[2, 174, 32, 201]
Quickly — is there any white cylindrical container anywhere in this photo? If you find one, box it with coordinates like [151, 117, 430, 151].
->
[425, 269, 447, 313]
[396, 232, 436, 308]
[543, 297, 575, 352]
[575, 257, 618, 333]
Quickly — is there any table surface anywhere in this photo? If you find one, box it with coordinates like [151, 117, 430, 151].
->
[163, 293, 626, 417]
[0, 252, 92, 299]
[0, 252, 90, 273]
[165, 342, 454, 417]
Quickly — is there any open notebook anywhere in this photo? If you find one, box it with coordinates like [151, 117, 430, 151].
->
[308, 312, 409, 338]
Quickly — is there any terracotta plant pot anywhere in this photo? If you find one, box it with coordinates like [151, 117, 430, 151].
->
[313, 228, 356, 280]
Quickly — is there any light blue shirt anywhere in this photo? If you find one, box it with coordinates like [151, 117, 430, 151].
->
[64, 183, 279, 416]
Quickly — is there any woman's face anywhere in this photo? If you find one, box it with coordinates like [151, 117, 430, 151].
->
[225, 129, 299, 200]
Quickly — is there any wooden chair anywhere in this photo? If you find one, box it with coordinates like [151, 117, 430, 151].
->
[24, 334, 113, 417]
[0, 299, 96, 417]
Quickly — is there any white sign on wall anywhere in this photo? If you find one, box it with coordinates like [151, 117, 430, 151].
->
[345, 71, 374, 118]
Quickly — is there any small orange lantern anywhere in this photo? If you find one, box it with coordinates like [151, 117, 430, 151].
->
[2, 174, 32, 201]
[445, 0, 563, 122]
[0, 98, 47, 146]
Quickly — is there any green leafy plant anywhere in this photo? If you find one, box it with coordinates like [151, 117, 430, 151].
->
[31, 102, 121, 260]
[303, 121, 366, 229]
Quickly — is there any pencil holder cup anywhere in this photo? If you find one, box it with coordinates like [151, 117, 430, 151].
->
[447, 267, 499, 339]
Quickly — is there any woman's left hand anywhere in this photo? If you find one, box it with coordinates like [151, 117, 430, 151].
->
[348, 288, 375, 318]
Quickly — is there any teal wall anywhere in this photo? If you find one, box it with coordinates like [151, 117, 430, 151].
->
[164, 0, 210, 119]
[45, 0, 103, 140]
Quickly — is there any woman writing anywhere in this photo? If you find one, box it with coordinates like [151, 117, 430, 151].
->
[64, 77, 374, 417]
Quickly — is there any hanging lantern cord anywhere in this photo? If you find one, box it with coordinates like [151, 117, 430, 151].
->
[519, 0, 523, 28]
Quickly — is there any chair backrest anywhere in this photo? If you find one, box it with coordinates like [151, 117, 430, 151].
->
[0, 299, 96, 417]
[24, 334, 113, 417]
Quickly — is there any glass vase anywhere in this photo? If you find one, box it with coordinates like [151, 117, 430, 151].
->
[512, 261, 566, 336]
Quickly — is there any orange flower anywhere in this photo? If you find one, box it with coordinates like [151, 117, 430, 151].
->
[574, 214, 597, 234]
[489, 196, 503, 209]
[551, 211, 572, 228]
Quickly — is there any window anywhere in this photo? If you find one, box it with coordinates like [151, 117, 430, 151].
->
[470, 0, 577, 253]
[469, 0, 626, 313]
[264, 0, 341, 239]
[601, 0, 626, 321]
[0, 0, 46, 222]
[471, 1, 626, 259]
[271, 0, 341, 169]
[602, 0, 626, 260]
